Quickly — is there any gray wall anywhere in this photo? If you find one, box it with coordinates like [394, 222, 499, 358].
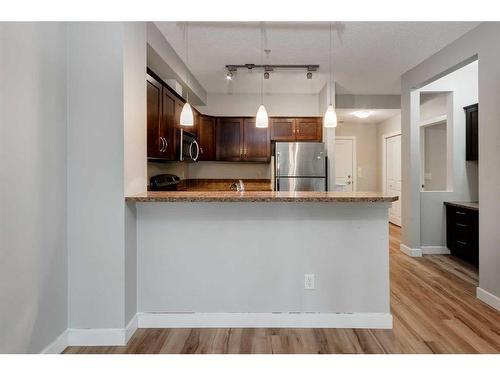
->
[401, 23, 499, 299]
[423, 123, 447, 191]
[138, 202, 390, 314]
[67, 23, 130, 329]
[0, 23, 68, 353]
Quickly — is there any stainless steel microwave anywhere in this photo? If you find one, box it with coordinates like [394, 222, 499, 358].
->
[179, 129, 200, 162]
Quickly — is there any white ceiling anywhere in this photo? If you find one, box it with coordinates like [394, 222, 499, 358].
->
[155, 22, 479, 95]
[337, 109, 400, 124]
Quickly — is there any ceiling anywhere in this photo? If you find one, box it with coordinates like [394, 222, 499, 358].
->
[337, 109, 400, 124]
[155, 22, 479, 95]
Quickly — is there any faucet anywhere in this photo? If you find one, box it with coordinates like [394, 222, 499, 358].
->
[230, 180, 245, 192]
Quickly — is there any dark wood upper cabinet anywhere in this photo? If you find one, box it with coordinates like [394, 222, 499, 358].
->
[270, 117, 322, 142]
[465, 103, 478, 161]
[271, 118, 296, 141]
[216, 118, 243, 161]
[199, 116, 216, 161]
[243, 119, 271, 162]
[295, 118, 322, 141]
[160, 88, 176, 160]
[147, 76, 162, 158]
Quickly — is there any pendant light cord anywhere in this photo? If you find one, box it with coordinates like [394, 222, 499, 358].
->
[260, 22, 264, 105]
[329, 21, 333, 106]
[185, 23, 189, 102]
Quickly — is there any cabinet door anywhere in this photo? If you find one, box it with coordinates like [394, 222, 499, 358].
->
[199, 116, 216, 161]
[160, 88, 176, 160]
[147, 75, 162, 158]
[243, 118, 271, 162]
[465, 104, 478, 161]
[271, 118, 296, 141]
[216, 118, 243, 161]
[295, 118, 322, 141]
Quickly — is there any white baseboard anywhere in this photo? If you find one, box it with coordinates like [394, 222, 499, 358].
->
[137, 312, 393, 329]
[125, 314, 138, 342]
[400, 243, 422, 257]
[67, 328, 127, 347]
[421, 246, 451, 255]
[477, 287, 500, 312]
[40, 330, 69, 354]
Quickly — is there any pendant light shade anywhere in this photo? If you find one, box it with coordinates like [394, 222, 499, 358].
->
[256, 104, 269, 128]
[180, 102, 194, 126]
[323, 104, 338, 128]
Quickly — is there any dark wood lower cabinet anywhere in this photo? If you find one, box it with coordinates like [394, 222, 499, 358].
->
[445, 202, 479, 266]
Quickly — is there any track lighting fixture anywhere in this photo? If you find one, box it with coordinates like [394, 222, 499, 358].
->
[307, 71, 312, 79]
[225, 71, 233, 80]
[264, 72, 270, 79]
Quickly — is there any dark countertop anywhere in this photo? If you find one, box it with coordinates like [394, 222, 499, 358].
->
[444, 201, 479, 211]
[126, 191, 399, 203]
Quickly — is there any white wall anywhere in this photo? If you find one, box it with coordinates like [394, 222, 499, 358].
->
[376, 113, 401, 191]
[199, 93, 320, 117]
[401, 23, 500, 305]
[335, 123, 378, 191]
[0, 23, 68, 353]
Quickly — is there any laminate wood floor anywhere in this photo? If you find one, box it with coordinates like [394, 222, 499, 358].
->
[64, 224, 500, 354]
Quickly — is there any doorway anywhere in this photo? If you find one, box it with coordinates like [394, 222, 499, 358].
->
[383, 133, 402, 226]
[334, 137, 357, 192]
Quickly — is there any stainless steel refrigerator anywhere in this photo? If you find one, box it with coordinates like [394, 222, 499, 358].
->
[274, 142, 327, 191]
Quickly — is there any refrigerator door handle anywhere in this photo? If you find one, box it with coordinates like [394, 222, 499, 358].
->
[276, 152, 280, 177]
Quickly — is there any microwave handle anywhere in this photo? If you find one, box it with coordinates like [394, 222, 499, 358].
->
[189, 140, 200, 161]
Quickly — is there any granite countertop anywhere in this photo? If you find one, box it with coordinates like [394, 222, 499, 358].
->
[444, 201, 479, 211]
[126, 191, 399, 203]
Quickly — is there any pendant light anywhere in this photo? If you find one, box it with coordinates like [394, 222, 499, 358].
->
[255, 22, 268, 128]
[324, 22, 338, 128]
[180, 22, 194, 127]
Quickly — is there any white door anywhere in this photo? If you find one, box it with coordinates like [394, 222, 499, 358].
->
[335, 138, 355, 192]
[386, 134, 402, 226]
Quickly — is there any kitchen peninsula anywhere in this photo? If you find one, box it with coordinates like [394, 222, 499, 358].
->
[127, 191, 397, 329]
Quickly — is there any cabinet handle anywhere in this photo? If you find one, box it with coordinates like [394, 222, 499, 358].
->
[456, 223, 467, 227]
[456, 211, 466, 215]
[456, 240, 467, 245]
[159, 137, 164, 152]
[164, 137, 168, 152]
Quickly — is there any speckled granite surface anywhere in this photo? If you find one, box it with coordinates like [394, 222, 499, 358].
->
[444, 201, 479, 211]
[126, 191, 398, 203]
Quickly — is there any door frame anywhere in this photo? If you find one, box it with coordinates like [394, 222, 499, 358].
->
[381, 131, 402, 194]
[335, 136, 357, 192]
[382, 131, 402, 226]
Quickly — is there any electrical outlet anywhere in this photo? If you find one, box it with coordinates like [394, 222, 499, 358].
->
[304, 274, 315, 290]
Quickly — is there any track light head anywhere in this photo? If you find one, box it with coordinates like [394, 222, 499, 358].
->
[306, 72, 312, 79]
[225, 71, 233, 80]
[264, 72, 270, 79]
